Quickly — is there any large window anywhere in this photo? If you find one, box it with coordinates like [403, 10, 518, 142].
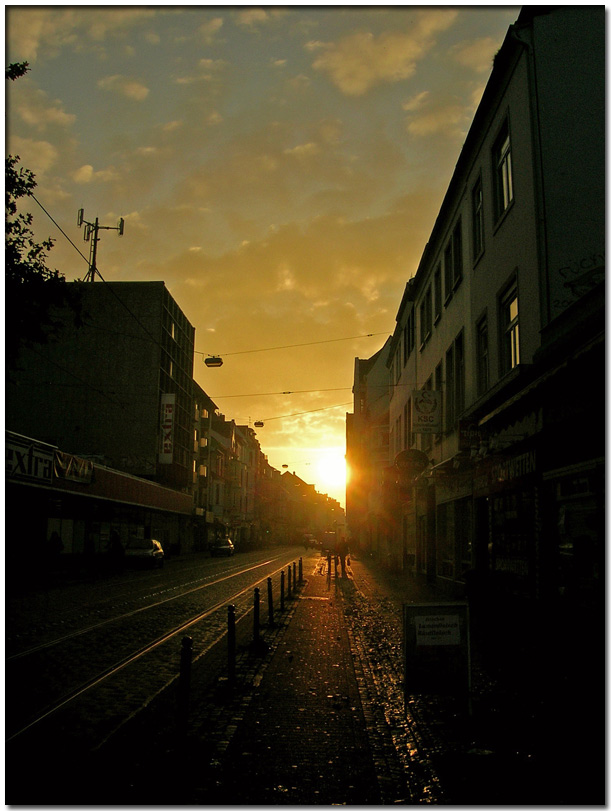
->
[472, 177, 484, 259]
[445, 330, 465, 431]
[476, 315, 489, 395]
[500, 283, 520, 373]
[445, 343, 455, 430]
[493, 119, 514, 219]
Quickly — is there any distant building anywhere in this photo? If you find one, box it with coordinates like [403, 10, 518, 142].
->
[345, 337, 391, 556]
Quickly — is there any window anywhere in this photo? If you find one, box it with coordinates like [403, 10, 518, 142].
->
[444, 241, 453, 302]
[404, 308, 415, 361]
[444, 221, 463, 301]
[500, 284, 520, 373]
[434, 265, 442, 323]
[406, 398, 413, 449]
[404, 401, 412, 449]
[419, 285, 432, 347]
[472, 177, 484, 259]
[452, 220, 463, 288]
[422, 376, 433, 453]
[445, 344, 455, 430]
[476, 315, 489, 395]
[493, 120, 513, 219]
[434, 362, 443, 443]
[444, 331, 465, 432]
[455, 331, 465, 417]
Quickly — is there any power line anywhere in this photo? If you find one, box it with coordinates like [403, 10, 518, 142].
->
[195, 332, 388, 358]
[260, 401, 353, 423]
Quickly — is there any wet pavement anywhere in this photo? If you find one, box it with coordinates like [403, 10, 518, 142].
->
[43, 549, 604, 806]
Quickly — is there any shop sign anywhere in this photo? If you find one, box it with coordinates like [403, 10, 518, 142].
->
[403, 602, 471, 699]
[474, 449, 537, 496]
[159, 393, 175, 464]
[458, 420, 481, 451]
[412, 390, 442, 433]
[6, 436, 54, 483]
[54, 451, 94, 484]
[436, 472, 472, 504]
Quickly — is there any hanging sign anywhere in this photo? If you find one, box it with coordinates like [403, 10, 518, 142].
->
[159, 393, 175, 464]
[412, 390, 442, 433]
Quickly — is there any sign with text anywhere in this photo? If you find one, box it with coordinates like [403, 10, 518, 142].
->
[159, 393, 175, 464]
[403, 602, 470, 698]
[412, 390, 441, 433]
[6, 435, 54, 483]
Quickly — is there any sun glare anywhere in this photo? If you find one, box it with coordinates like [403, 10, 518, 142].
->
[315, 449, 346, 491]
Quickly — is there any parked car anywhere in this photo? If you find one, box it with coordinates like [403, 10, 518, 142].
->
[124, 538, 164, 568]
[210, 538, 234, 557]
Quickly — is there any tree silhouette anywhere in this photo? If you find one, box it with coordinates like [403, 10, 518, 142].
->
[5, 62, 79, 372]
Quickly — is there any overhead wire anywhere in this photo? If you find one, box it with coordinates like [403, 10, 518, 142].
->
[27, 192, 390, 426]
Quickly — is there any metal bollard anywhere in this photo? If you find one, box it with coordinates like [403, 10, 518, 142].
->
[280, 570, 285, 611]
[253, 587, 260, 644]
[299, 557, 303, 584]
[267, 576, 275, 627]
[293, 561, 297, 589]
[227, 604, 236, 684]
[288, 564, 292, 597]
[178, 635, 193, 734]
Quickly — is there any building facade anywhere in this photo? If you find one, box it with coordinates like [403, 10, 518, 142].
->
[347, 7, 604, 625]
[7, 281, 196, 493]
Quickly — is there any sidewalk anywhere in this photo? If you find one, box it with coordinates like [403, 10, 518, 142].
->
[191, 554, 384, 805]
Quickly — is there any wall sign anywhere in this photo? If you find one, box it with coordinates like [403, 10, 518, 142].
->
[412, 390, 442, 433]
[403, 602, 471, 700]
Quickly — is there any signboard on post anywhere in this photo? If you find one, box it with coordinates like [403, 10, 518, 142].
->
[403, 602, 471, 701]
[412, 390, 442, 433]
[159, 393, 175, 464]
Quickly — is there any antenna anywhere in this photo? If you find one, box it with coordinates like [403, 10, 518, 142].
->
[77, 208, 125, 281]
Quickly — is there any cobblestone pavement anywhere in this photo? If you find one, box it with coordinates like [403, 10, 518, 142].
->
[45, 549, 603, 806]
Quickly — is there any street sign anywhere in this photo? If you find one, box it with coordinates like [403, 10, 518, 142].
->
[403, 602, 471, 700]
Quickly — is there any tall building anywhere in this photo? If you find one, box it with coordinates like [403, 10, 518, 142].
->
[348, 8, 604, 611]
[7, 280, 195, 493]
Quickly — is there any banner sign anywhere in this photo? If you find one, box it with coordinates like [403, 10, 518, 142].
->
[159, 393, 176, 464]
[412, 390, 442, 433]
[403, 602, 471, 698]
[54, 451, 94, 484]
[6, 435, 54, 483]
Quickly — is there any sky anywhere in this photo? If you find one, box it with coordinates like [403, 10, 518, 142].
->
[5, 4, 520, 507]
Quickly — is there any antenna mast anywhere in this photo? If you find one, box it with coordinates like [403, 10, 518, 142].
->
[77, 208, 125, 281]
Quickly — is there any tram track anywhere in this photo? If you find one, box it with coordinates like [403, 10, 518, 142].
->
[6, 550, 305, 753]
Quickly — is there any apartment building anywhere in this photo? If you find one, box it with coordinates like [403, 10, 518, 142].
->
[350, 8, 604, 616]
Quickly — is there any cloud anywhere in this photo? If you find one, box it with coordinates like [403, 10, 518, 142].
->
[450, 36, 502, 74]
[403, 92, 467, 138]
[97, 74, 150, 101]
[311, 10, 458, 96]
[14, 88, 76, 131]
[72, 164, 118, 184]
[9, 136, 59, 176]
[234, 8, 270, 27]
[199, 17, 223, 43]
[6, 7, 155, 62]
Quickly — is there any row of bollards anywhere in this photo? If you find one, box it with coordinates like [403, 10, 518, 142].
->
[178, 557, 305, 735]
